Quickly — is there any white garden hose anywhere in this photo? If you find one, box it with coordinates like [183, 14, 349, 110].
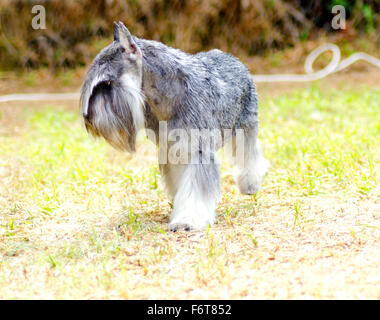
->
[0, 92, 79, 103]
[0, 43, 379, 103]
[252, 43, 380, 82]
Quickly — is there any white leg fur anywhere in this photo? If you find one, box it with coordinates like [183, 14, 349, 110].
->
[164, 164, 218, 231]
[234, 137, 270, 195]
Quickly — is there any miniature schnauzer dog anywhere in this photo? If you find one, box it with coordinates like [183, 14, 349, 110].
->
[81, 22, 269, 231]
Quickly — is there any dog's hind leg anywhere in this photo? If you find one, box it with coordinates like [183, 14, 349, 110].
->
[233, 124, 270, 195]
[161, 161, 220, 231]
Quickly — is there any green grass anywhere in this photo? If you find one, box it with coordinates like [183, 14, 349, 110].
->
[261, 85, 379, 197]
[0, 85, 379, 299]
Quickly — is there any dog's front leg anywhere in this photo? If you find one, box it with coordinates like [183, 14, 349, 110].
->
[160, 162, 221, 231]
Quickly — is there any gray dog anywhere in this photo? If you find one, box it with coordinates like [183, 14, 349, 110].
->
[80, 22, 269, 231]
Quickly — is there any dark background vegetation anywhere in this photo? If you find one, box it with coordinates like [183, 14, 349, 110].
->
[0, 0, 379, 70]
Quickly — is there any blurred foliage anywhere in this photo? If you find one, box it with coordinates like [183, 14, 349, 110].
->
[0, 0, 379, 70]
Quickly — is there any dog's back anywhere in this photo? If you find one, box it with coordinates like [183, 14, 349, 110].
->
[195, 49, 258, 131]
[135, 37, 258, 132]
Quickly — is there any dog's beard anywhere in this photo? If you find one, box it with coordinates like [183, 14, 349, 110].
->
[82, 77, 144, 152]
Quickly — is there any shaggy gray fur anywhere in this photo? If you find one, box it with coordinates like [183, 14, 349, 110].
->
[80, 21, 269, 231]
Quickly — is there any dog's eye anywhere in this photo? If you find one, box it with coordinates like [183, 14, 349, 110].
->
[120, 47, 126, 53]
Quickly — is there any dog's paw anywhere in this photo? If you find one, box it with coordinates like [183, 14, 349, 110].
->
[236, 171, 261, 195]
[169, 222, 194, 232]
[169, 213, 212, 232]
[239, 183, 260, 195]
[236, 158, 270, 195]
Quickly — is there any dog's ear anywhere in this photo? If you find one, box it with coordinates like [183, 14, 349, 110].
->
[117, 21, 141, 58]
[113, 21, 120, 42]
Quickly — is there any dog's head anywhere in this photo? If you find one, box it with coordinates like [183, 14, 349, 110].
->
[80, 21, 144, 152]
